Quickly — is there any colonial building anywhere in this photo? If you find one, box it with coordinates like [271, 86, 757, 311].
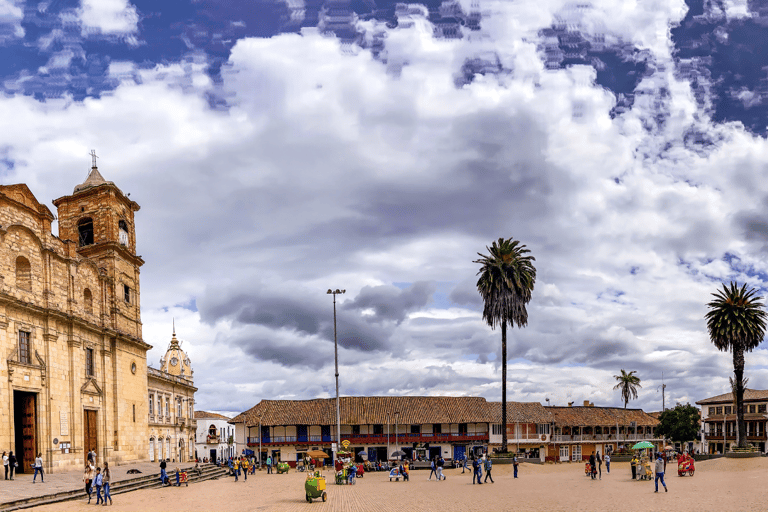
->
[147, 328, 197, 463]
[229, 396, 661, 466]
[696, 389, 768, 454]
[194, 411, 235, 463]
[0, 162, 150, 472]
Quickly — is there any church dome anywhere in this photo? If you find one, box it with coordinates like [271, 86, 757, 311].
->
[159, 326, 193, 379]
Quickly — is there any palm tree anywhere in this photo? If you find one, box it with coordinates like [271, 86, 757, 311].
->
[613, 369, 641, 408]
[706, 282, 767, 450]
[475, 237, 536, 453]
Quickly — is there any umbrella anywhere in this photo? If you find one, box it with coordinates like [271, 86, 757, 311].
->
[357, 450, 369, 459]
[391, 450, 405, 457]
[306, 450, 329, 459]
[664, 445, 675, 451]
[632, 441, 654, 450]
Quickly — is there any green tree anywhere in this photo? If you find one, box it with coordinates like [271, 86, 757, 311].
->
[475, 237, 536, 453]
[613, 369, 641, 408]
[706, 282, 767, 449]
[656, 403, 700, 445]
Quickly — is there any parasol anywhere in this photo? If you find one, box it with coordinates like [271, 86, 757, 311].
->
[632, 441, 654, 450]
[306, 450, 329, 459]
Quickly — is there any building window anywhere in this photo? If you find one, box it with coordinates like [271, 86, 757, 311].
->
[189, 403, 193, 418]
[78, 218, 94, 246]
[118, 220, 129, 246]
[15, 256, 32, 291]
[759, 404, 767, 414]
[433, 423, 442, 434]
[165, 398, 169, 417]
[84, 288, 93, 314]
[133, 404, 136, 422]
[351, 425, 360, 435]
[716, 407, 722, 415]
[492, 424, 503, 436]
[177, 399, 182, 418]
[537, 423, 551, 434]
[410, 424, 420, 434]
[149, 395, 154, 415]
[124, 284, 131, 303]
[18, 331, 31, 364]
[724, 406, 731, 414]
[158, 398, 162, 418]
[749, 405, 756, 414]
[709, 407, 715, 416]
[86, 348, 94, 376]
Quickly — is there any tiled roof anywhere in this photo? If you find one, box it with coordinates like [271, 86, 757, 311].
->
[486, 402, 553, 423]
[194, 411, 231, 420]
[696, 388, 768, 405]
[549, 406, 659, 427]
[233, 396, 497, 427]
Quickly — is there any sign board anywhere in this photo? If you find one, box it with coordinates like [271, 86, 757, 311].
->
[331, 443, 337, 452]
[341, 439, 350, 450]
[60, 412, 69, 436]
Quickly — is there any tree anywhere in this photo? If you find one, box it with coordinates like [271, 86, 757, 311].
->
[656, 403, 700, 445]
[706, 282, 767, 449]
[475, 237, 536, 453]
[613, 369, 641, 408]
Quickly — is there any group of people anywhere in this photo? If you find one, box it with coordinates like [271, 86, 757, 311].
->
[82, 448, 112, 505]
[227, 455, 256, 481]
[587, 451, 609, 479]
[427, 456, 447, 481]
[3, 451, 46, 482]
[461, 453, 503, 484]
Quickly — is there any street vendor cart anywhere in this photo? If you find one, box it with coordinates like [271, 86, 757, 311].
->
[305, 471, 328, 503]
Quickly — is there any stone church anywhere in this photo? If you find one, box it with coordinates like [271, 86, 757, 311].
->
[0, 159, 194, 472]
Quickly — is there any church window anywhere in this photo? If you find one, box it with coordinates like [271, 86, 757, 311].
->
[158, 397, 162, 418]
[86, 348, 94, 376]
[84, 288, 93, 314]
[124, 285, 131, 303]
[133, 404, 136, 422]
[15, 256, 31, 291]
[78, 218, 94, 246]
[177, 399, 182, 418]
[165, 398, 170, 417]
[118, 220, 129, 246]
[149, 395, 154, 415]
[18, 331, 31, 364]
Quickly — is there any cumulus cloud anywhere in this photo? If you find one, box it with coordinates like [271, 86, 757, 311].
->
[5, 0, 768, 415]
[0, 0, 23, 42]
[78, 0, 139, 36]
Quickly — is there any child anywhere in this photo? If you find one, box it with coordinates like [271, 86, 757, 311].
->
[93, 467, 103, 505]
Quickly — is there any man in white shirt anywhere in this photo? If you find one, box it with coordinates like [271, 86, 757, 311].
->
[33, 453, 44, 483]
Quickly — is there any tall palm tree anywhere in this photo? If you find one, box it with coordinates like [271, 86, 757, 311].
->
[706, 282, 767, 450]
[613, 369, 641, 408]
[475, 237, 536, 453]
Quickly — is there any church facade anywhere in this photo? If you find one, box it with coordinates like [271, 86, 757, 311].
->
[0, 161, 191, 472]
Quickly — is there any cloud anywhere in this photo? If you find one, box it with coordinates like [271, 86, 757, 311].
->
[78, 0, 139, 36]
[0, 0, 23, 42]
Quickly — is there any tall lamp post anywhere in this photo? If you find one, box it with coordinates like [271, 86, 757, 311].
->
[395, 411, 400, 460]
[327, 289, 345, 463]
[257, 411, 262, 468]
[386, 413, 390, 463]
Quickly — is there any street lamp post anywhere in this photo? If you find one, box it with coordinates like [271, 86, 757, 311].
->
[386, 413, 390, 464]
[258, 412, 262, 469]
[395, 411, 400, 460]
[327, 289, 345, 464]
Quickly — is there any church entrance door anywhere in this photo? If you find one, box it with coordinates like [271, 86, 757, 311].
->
[13, 391, 37, 473]
[84, 409, 98, 460]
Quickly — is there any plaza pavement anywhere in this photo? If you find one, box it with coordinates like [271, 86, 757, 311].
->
[14, 457, 768, 512]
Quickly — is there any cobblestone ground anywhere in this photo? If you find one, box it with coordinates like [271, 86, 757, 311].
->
[11, 458, 768, 512]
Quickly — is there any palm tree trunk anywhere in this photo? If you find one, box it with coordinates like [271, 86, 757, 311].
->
[734, 345, 747, 449]
[501, 321, 507, 454]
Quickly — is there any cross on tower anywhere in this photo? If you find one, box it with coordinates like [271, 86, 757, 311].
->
[89, 149, 98, 168]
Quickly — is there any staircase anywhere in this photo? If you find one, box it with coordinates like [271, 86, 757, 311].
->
[0, 464, 229, 512]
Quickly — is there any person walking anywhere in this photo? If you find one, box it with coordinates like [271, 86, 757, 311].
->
[83, 462, 95, 503]
[33, 453, 44, 483]
[103, 462, 112, 505]
[88, 448, 97, 468]
[654, 454, 668, 493]
[266, 455, 272, 474]
[241, 457, 249, 481]
[436, 456, 445, 481]
[8, 452, 17, 481]
[604, 452, 610, 473]
[513, 454, 519, 478]
[630, 454, 638, 480]
[159, 459, 168, 486]
[462, 455, 468, 473]
[428, 457, 437, 480]
[233, 458, 239, 482]
[483, 456, 494, 483]
[94, 467, 104, 505]
[3, 452, 8, 480]
[596, 451, 602, 480]
[472, 456, 482, 484]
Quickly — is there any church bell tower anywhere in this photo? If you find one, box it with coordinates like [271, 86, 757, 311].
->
[52, 151, 144, 338]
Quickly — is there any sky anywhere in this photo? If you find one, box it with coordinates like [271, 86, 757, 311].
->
[3, 0, 768, 417]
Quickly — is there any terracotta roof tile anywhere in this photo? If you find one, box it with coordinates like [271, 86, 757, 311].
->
[549, 406, 659, 427]
[194, 411, 231, 420]
[486, 402, 553, 423]
[696, 388, 768, 405]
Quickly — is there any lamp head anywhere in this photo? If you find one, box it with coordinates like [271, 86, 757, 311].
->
[327, 289, 332, 294]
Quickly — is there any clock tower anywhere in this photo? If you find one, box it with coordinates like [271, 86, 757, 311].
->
[159, 324, 193, 380]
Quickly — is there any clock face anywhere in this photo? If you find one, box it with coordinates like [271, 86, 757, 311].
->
[171, 357, 178, 367]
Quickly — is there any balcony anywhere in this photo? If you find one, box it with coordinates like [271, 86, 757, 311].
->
[206, 435, 220, 444]
[551, 433, 659, 443]
[245, 432, 489, 447]
[704, 433, 766, 441]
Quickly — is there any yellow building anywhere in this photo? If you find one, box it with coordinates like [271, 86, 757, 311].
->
[1, 160, 154, 472]
[148, 328, 197, 463]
